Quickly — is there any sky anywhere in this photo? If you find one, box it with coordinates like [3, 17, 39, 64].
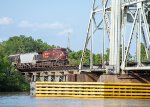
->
[0, 0, 140, 56]
[0, 0, 94, 52]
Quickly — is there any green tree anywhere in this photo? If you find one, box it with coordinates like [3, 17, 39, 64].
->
[141, 43, 147, 62]
[68, 50, 82, 65]
[104, 48, 109, 63]
[0, 43, 29, 92]
[93, 54, 102, 65]
[0, 35, 57, 92]
[3, 35, 53, 55]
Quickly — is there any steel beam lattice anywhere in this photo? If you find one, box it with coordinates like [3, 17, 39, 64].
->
[79, 0, 150, 74]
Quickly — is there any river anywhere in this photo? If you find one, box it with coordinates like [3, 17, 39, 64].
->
[0, 92, 150, 107]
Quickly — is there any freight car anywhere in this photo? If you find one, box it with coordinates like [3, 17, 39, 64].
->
[9, 48, 69, 69]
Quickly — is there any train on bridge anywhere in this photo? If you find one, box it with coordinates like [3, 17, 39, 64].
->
[9, 48, 69, 70]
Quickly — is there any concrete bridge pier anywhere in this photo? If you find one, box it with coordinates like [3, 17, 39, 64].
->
[48, 72, 51, 82]
[30, 82, 36, 96]
[32, 73, 37, 82]
[40, 73, 44, 82]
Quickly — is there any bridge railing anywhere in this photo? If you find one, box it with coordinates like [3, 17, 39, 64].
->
[32, 82, 150, 98]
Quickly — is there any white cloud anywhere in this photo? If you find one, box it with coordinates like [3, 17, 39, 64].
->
[18, 20, 33, 28]
[0, 17, 13, 25]
[58, 28, 73, 36]
[18, 20, 69, 30]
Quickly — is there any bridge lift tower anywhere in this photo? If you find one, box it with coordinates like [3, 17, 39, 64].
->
[79, 0, 150, 74]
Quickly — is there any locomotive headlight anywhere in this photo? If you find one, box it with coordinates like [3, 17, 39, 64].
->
[60, 52, 65, 56]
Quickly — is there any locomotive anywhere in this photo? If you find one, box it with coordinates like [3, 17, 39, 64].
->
[37, 48, 69, 66]
[9, 48, 69, 68]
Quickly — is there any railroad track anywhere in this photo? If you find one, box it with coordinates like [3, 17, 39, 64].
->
[17, 61, 150, 72]
[17, 65, 79, 72]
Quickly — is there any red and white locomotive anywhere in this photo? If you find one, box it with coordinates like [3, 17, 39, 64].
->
[10, 48, 69, 68]
[37, 48, 69, 66]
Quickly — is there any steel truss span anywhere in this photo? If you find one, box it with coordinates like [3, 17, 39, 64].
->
[79, 0, 150, 74]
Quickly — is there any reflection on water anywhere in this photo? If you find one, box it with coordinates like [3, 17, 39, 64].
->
[0, 92, 150, 107]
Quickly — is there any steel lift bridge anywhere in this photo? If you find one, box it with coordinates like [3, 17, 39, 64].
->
[79, 0, 150, 74]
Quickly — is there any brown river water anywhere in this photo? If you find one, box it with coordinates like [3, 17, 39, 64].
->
[0, 92, 150, 107]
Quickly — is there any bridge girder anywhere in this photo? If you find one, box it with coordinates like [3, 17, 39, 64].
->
[79, 0, 150, 74]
